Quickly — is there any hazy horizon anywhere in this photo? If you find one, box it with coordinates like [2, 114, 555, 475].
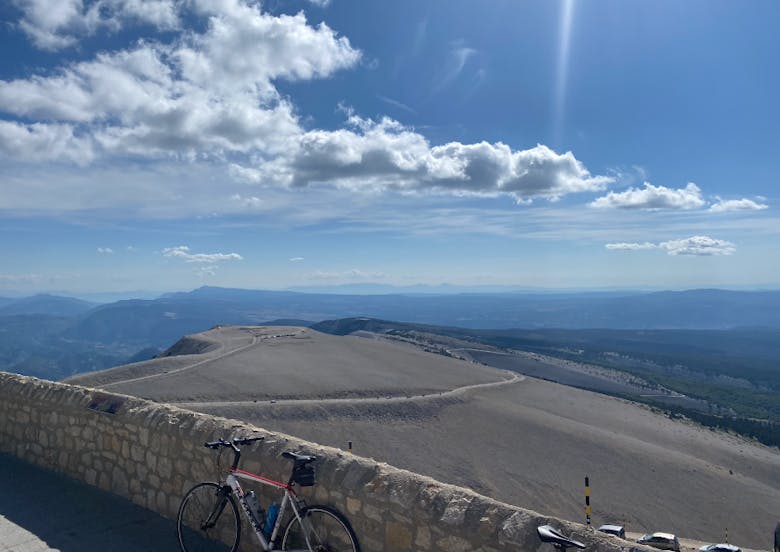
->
[3, 283, 780, 304]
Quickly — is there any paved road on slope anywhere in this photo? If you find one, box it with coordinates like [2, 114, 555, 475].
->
[0, 453, 177, 552]
[172, 370, 524, 409]
[97, 330, 308, 390]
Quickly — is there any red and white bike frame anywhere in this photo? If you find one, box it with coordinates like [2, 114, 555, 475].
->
[226, 466, 307, 551]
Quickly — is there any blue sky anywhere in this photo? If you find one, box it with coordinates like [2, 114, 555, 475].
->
[1, 0, 778, 295]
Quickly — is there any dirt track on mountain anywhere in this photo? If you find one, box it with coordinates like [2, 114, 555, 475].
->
[67, 326, 780, 549]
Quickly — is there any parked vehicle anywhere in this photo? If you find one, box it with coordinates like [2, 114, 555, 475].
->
[637, 532, 681, 552]
[699, 544, 741, 552]
[597, 525, 626, 539]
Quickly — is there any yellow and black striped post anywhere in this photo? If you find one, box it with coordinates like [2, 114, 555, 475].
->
[348, 440, 353, 454]
[585, 477, 591, 528]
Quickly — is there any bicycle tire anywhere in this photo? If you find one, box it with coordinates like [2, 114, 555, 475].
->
[281, 504, 360, 552]
[177, 482, 241, 552]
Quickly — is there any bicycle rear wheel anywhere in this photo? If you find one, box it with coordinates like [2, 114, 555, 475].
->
[281, 504, 360, 552]
[177, 482, 241, 552]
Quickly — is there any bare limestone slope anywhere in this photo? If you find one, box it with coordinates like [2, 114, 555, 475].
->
[66, 325, 780, 550]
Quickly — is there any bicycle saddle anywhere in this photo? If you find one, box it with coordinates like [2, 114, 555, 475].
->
[537, 525, 586, 550]
[282, 451, 317, 463]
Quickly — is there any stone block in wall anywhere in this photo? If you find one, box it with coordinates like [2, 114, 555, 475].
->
[384, 520, 413, 551]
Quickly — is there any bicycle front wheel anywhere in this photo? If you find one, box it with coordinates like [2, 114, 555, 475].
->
[177, 482, 241, 552]
[281, 504, 360, 552]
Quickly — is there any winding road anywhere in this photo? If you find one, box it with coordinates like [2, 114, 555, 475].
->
[171, 370, 524, 409]
[98, 330, 303, 390]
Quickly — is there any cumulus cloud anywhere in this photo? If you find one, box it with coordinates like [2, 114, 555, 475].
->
[1, 0, 612, 213]
[96, 247, 113, 254]
[0, 1, 360, 160]
[592, 183, 770, 214]
[162, 245, 243, 263]
[590, 182, 705, 210]
[660, 236, 736, 256]
[606, 235, 736, 256]
[0, 121, 94, 165]
[233, 114, 612, 202]
[709, 197, 768, 212]
[13, 0, 181, 51]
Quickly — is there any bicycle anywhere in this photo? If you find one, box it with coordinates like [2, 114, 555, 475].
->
[176, 436, 360, 552]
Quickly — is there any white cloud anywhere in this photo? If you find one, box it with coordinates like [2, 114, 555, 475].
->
[13, 0, 181, 51]
[604, 242, 658, 251]
[0, 272, 65, 285]
[1, 2, 360, 159]
[376, 94, 416, 115]
[709, 197, 769, 212]
[1, 0, 612, 214]
[432, 43, 476, 94]
[195, 265, 217, 278]
[234, 114, 612, 203]
[14, 0, 182, 50]
[230, 194, 263, 209]
[162, 245, 243, 263]
[96, 247, 113, 254]
[606, 235, 736, 256]
[306, 0, 332, 6]
[0, 121, 94, 165]
[289, 257, 304, 262]
[660, 236, 736, 256]
[311, 269, 385, 280]
[590, 182, 705, 210]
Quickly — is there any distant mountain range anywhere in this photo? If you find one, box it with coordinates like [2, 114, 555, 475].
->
[2, 285, 780, 380]
[79, 286, 780, 340]
[0, 294, 97, 317]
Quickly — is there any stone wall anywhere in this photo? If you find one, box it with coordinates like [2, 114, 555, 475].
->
[0, 372, 625, 552]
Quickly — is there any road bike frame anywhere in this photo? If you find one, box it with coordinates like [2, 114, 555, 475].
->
[226, 465, 308, 551]
[185, 437, 348, 552]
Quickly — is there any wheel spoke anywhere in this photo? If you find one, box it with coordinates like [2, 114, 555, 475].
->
[177, 483, 241, 552]
[281, 505, 359, 552]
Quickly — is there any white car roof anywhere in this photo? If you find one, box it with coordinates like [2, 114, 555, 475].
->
[652, 533, 677, 540]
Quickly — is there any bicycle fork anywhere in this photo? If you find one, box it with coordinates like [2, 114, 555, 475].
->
[203, 486, 232, 530]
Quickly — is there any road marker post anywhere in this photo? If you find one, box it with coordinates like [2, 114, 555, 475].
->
[585, 476, 591, 528]
[348, 440, 353, 454]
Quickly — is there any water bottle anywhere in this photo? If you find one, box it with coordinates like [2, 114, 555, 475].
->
[264, 502, 280, 538]
[246, 491, 264, 527]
